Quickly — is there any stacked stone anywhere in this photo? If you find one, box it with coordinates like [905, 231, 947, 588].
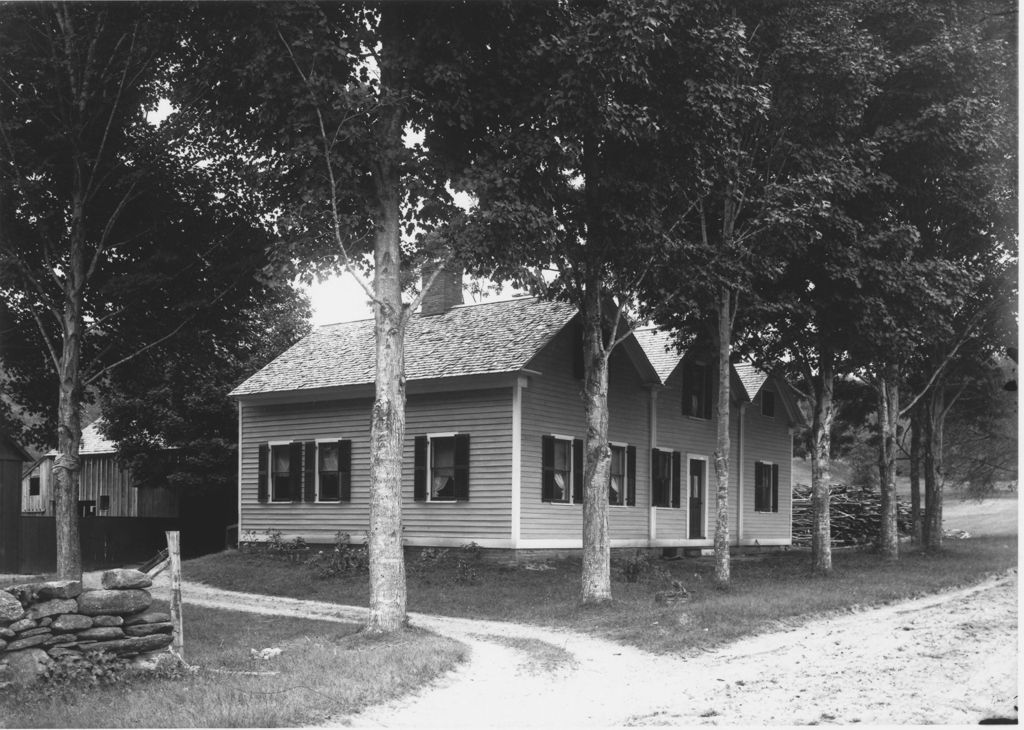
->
[0, 569, 174, 685]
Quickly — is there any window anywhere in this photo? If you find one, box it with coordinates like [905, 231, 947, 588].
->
[609, 445, 626, 505]
[542, 435, 582, 504]
[414, 434, 470, 502]
[761, 390, 776, 418]
[28, 475, 40, 497]
[754, 461, 779, 512]
[98, 495, 110, 511]
[316, 440, 351, 502]
[77, 500, 96, 518]
[258, 440, 352, 504]
[682, 361, 712, 419]
[430, 436, 456, 500]
[651, 448, 681, 508]
[271, 443, 298, 502]
[605, 444, 637, 506]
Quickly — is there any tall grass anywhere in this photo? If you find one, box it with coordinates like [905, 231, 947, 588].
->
[2, 606, 466, 728]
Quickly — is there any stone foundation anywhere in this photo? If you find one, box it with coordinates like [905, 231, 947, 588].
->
[0, 568, 173, 686]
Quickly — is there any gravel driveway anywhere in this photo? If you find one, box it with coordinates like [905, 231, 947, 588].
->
[152, 569, 1017, 727]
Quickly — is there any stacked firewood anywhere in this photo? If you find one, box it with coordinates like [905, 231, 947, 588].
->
[792, 483, 912, 547]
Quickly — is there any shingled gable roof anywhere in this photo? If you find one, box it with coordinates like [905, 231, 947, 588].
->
[231, 297, 582, 398]
[633, 327, 771, 401]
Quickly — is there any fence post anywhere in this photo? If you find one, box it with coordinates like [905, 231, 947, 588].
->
[165, 530, 184, 661]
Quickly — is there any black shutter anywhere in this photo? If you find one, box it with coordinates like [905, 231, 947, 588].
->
[289, 441, 302, 502]
[541, 435, 555, 502]
[772, 463, 780, 513]
[257, 444, 269, 503]
[339, 440, 352, 502]
[414, 435, 427, 501]
[650, 448, 662, 507]
[454, 433, 470, 501]
[671, 451, 682, 508]
[626, 445, 636, 506]
[303, 441, 316, 502]
[572, 438, 584, 503]
[754, 462, 765, 511]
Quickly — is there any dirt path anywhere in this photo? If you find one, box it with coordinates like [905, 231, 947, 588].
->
[149, 571, 1017, 726]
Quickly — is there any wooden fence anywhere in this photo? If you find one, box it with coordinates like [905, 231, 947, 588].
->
[16, 515, 224, 573]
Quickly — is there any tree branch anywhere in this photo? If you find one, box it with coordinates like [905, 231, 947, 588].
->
[276, 26, 381, 310]
[82, 280, 240, 386]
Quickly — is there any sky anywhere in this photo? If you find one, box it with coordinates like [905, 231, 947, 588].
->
[304, 271, 528, 327]
[305, 272, 374, 326]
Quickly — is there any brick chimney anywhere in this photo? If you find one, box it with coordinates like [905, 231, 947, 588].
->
[420, 264, 464, 316]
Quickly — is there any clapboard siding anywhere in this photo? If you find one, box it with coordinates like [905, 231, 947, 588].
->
[21, 462, 49, 515]
[654, 368, 745, 544]
[240, 386, 513, 543]
[520, 325, 652, 542]
[741, 385, 793, 542]
[28, 456, 142, 517]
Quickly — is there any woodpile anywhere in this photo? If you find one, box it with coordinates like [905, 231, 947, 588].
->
[792, 483, 912, 547]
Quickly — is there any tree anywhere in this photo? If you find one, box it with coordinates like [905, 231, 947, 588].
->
[175, 2, 527, 630]
[0, 3, 255, 578]
[99, 292, 311, 522]
[852, 0, 1017, 556]
[443, 0, 687, 603]
[644, 0, 890, 579]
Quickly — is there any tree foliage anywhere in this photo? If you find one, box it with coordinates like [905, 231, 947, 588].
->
[0, 3, 305, 576]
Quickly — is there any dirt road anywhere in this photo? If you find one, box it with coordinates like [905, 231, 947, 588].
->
[155, 570, 1017, 727]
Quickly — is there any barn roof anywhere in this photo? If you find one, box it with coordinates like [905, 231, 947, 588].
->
[231, 297, 581, 397]
[45, 420, 116, 456]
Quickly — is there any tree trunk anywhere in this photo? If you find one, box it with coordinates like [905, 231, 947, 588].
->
[712, 286, 731, 586]
[909, 406, 922, 543]
[808, 347, 834, 574]
[579, 281, 612, 605]
[365, 12, 407, 634]
[54, 345, 83, 580]
[366, 186, 408, 634]
[55, 194, 86, 581]
[922, 387, 944, 551]
[876, 364, 900, 560]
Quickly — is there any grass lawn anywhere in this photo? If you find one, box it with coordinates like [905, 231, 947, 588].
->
[1, 603, 465, 728]
[185, 535, 1017, 656]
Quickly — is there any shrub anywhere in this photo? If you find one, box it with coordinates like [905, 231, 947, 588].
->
[305, 533, 369, 578]
[241, 530, 309, 563]
[618, 550, 671, 585]
[41, 651, 128, 693]
[409, 543, 480, 585]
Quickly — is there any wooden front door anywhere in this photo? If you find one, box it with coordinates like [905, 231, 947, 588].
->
[688, 459, 705, 539]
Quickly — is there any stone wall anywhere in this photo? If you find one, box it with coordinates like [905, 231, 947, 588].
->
[0, 568, 174, 686]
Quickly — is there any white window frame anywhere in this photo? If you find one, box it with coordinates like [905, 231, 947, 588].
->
[315, 438, 344, 503]
[609, 441, 629, 507]
[268, 440, 294, 503]
[687, 454, 709, 538]
[548, 434, 575, 505]
[426, 432, 459, 502]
